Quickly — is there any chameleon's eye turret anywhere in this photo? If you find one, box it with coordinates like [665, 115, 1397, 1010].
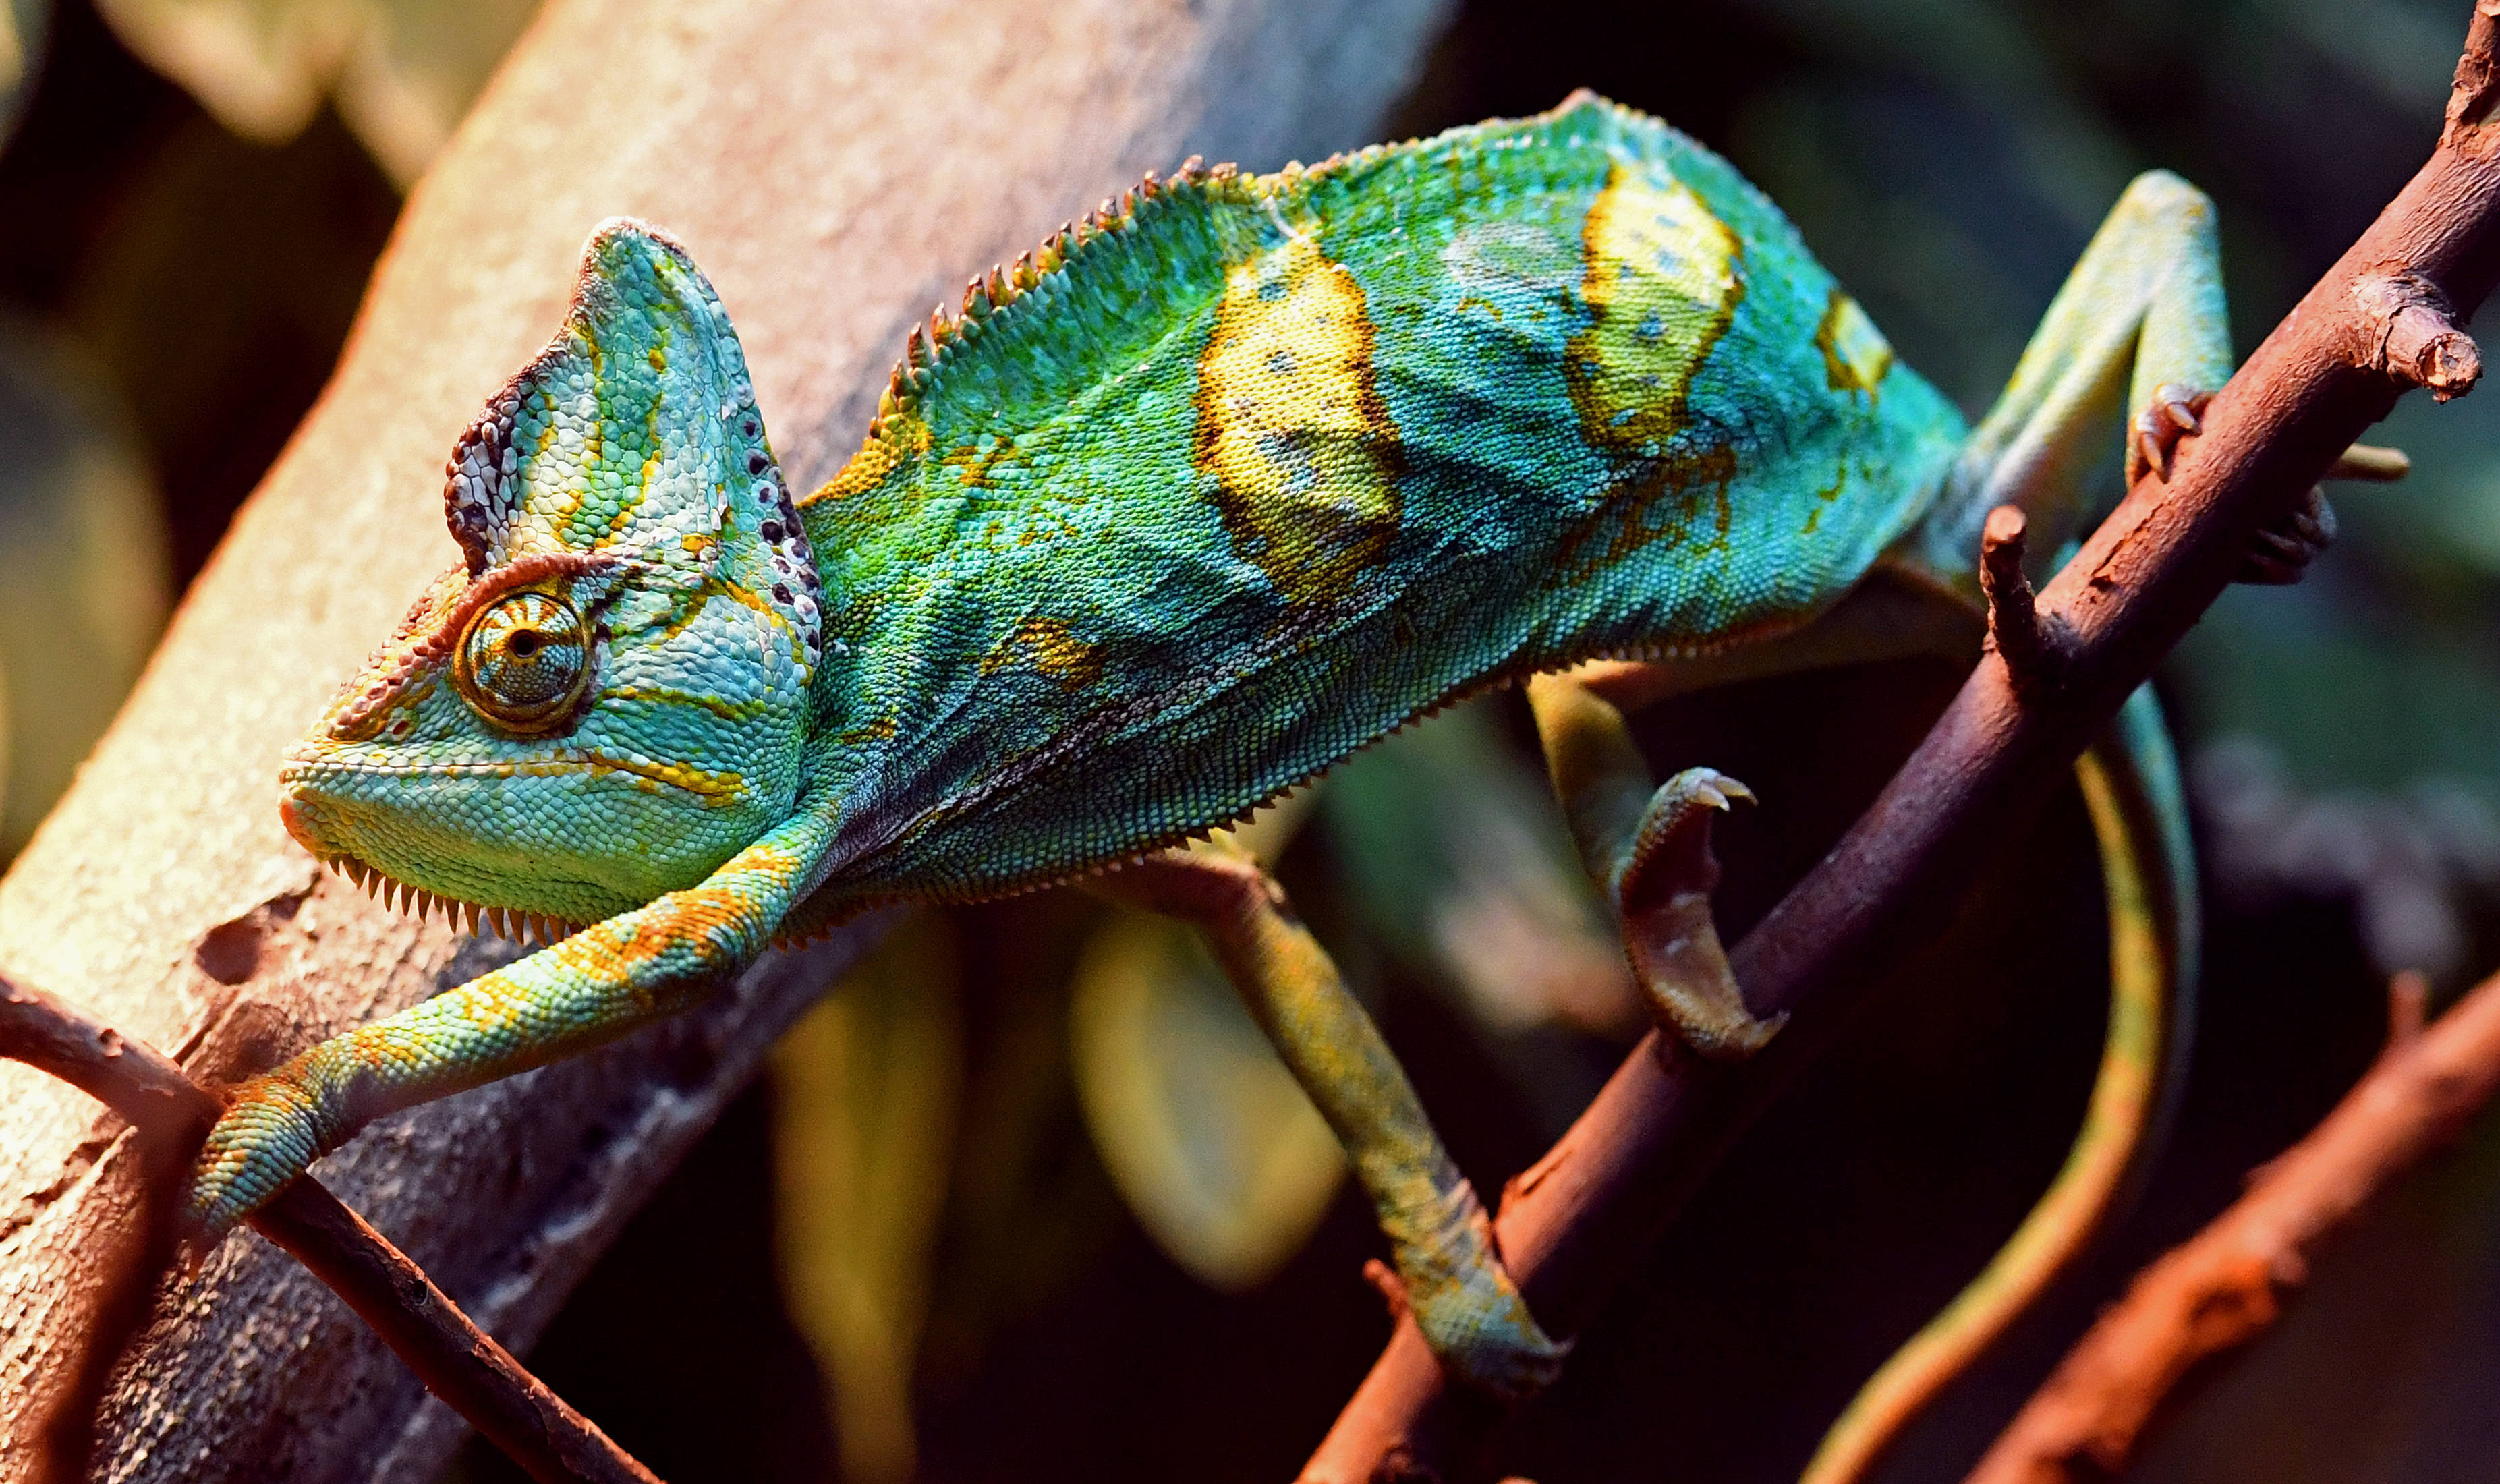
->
[454, 590, 590, 733]
[278, 221, 816, 927]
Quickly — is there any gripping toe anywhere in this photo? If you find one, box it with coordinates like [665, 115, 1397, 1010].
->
[1394, 1186, 1572, 1401]
[2235, 485, 2336, 585]
[2129, 383, 2213, 482]
[1615, 768, 1784, 1059]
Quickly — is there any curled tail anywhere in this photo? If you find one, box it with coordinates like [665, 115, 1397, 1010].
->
[1802, 685, 2198, 1484]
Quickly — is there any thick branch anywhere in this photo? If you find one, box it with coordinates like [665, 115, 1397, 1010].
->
[1967, 965, 2500, 1483]
[0, 974, 657, 1484]
[1305, 5, 2500, 1477]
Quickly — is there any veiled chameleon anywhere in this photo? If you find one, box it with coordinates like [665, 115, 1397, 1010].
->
[189, 93, 2332, 1430]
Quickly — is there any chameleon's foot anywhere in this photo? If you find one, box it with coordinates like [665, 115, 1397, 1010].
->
[2236, 484, 2337, 585]
[1614, 768, 1784, 1059]
[2129, 382, 2211, 482]
[1388, 1178, 1572, 1400]
[179, 1068, 329, 1264]
[1091, 838, 1569, 1400]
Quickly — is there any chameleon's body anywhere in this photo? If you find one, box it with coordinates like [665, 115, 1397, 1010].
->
[196, 92, 2238, 1451]
[802, 99, 1952, 905]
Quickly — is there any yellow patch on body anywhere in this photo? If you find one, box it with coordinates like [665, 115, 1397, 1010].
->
[1547, 167, 1748, 585]
[835, 714, 899, 747]
[943, 431, 1021, 490]
[1813, 288, 1894, 401]
[806, 411, 932, 513]
[1193, 225, 1402, 605]
[979, 615, 1106, 690]
[1566, 164, 1744, 455]
[1801, 463, 1847, 536]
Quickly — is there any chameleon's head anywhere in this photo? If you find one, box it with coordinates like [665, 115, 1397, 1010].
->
[280, 220, 823, 931]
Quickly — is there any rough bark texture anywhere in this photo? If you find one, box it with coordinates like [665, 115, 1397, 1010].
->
[0, 1, 1452, 1477]
[0, 973, 658, 1484]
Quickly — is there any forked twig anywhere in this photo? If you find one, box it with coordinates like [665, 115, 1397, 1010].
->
[0, 973, 660, 1484]
[1306, 4, 2500, 1477]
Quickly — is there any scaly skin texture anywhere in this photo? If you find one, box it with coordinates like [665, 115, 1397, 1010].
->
[192, 92, 2228, 1408]
[803, 98, 1956, 903]
[1085, 837, 1570, 1399]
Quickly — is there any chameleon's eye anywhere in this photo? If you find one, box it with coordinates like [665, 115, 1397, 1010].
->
[454, 590, 590, 732]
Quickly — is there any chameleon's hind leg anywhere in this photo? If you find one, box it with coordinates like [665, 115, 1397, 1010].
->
[1086, 838, 1568, 1399]
[1524, 671, 1782, 1059]
[1912, 169, 2239, 579]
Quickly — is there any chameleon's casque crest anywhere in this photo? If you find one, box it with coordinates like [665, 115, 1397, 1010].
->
[280, 221, 819, 930]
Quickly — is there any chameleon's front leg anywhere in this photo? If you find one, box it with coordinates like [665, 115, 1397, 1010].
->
[1085, 838, 1568, 1400]
[184, 807, 840, 1251]
[1524, 672, 1782, 1059]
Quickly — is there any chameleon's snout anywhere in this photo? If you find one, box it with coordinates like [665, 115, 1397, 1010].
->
[277, 783, 335, 865]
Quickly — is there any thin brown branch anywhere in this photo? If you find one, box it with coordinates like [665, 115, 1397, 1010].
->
[1966, 964, 2500, 1484]
[1305, 5, 2500, 1479]
[0, 973, 660, 1484]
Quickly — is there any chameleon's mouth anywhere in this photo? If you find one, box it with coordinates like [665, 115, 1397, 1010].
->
[315, 849, 582, 946]
[280, 776, 590, 945]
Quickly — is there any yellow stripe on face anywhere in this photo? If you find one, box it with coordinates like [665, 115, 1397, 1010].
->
[1566, 164, 1744, 455]
[1194, 225, 1402, 606]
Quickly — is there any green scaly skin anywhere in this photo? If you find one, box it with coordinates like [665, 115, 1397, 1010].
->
[186, 93, 2242, 1411]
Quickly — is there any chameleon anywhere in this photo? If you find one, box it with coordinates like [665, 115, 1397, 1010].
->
[182, 90, 2346, 1452]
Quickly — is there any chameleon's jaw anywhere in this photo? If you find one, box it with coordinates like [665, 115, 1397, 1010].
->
[283, 790, 578, 942]
[279, 774, 593, 944]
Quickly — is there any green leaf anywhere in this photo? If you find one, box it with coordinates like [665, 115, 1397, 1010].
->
[771, 909, 961, 1484]
[1068, 905, 1345, 1291]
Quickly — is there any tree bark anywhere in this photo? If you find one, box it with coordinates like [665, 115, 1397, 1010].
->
[0, 1, 1452, 1477]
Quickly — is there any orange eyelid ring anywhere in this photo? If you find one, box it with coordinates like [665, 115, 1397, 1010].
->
[321, 549, 629, 744]
[451, 587, 594, 733]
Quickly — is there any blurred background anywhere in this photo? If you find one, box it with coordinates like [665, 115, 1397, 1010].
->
[3, 1, 2497, 1481]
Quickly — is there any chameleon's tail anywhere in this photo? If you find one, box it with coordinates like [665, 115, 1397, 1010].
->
[1800, 684, 2198, 1484]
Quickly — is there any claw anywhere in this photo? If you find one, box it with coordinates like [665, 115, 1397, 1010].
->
[2130, 383, 2212, 483]
[1613, 768, 1784, 1060]
[2236, 485, 2337, 585]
